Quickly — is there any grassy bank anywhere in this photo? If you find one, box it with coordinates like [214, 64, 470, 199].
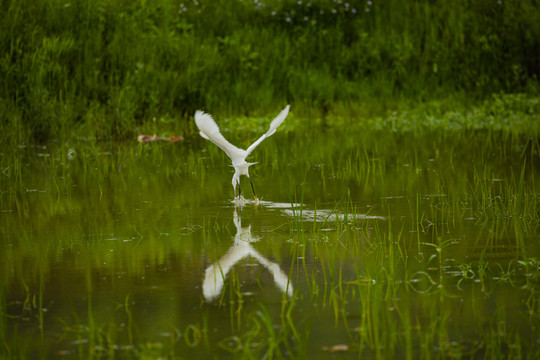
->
[1, 0, 539, 143]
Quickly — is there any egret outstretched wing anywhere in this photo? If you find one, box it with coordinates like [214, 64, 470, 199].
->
[194, 105, 290, 201]
[195, 111, 246, 162]
[245, 105, 290, 157]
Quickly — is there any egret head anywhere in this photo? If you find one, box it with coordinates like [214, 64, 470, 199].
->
[232, 161, 258, 176]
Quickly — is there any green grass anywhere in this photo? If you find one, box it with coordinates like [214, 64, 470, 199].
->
[1, 0, 539, 143]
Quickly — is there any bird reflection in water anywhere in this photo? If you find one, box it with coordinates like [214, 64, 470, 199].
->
[203, 207, 293, 302]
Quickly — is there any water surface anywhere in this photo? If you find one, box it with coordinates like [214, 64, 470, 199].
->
[1, 130, 539, 358]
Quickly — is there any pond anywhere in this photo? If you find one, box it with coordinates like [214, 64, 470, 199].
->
[1, 128, 539, 358]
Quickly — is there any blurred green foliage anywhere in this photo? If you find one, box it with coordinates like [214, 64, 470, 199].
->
[1, 0, 539, 142]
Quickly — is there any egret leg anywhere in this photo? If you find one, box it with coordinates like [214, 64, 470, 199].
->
[249, 177, 257, 201]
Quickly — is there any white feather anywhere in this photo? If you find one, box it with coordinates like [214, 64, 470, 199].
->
[194, 105, 290, 198]
[246, 104, 289, 157]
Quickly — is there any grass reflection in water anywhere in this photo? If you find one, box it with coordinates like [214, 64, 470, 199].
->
[1, 126, 539, 359]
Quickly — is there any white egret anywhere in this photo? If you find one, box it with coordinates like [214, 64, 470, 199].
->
[194, 105, 290, 201]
